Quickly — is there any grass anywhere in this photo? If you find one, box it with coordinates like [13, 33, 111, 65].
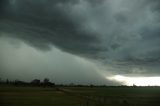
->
[0, 86, 83, 106]
[1, 86, 160, 106]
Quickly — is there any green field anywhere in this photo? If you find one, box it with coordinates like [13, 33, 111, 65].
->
[0, 86, 160, 106]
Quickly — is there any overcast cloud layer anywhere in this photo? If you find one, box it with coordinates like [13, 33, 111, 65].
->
[0, 0, 160, 84]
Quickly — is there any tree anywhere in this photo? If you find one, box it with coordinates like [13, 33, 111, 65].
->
[43, 78, 55, 87]
[31, 79, 40, 86]
[6, 79, 9, 84]
[43, 78, 49, 84]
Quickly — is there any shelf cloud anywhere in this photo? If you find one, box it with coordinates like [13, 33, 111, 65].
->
[0, 0, 160, 84]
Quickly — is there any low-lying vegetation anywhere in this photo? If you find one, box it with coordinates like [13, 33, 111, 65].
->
[1, 84, 160, 106]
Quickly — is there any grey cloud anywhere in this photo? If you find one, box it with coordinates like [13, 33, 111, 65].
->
[0, 0, 160, 76]
[0, 37, 119, 85]
[0, 0, 101, 57]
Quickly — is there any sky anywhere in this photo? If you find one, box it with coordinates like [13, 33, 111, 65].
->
[0, 0, 160, 85]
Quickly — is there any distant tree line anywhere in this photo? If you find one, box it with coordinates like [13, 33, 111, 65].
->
[1, 78, 160, 88]
[0, 78, 55, 87]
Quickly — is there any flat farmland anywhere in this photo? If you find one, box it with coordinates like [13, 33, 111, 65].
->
[0, 86, 160, 106]
[0, 86, 83, 106]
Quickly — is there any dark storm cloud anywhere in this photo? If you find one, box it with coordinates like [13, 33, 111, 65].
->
[1, 0, 160, 75]
[0, 0, 101, 55]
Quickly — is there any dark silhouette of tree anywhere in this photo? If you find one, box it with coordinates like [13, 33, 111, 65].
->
[0, 78, 1, 84]
[31, 79, 41, 86]
[43, 78, 49, 83]
[90, 84, 94, 88]
[43, 78, 55, 87]
[14, 80, 27, 86]
[6, 79, 9, 84]
[133, 84, 137, 88]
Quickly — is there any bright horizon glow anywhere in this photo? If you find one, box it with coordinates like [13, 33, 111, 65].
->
[107, 75, 160, 86]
